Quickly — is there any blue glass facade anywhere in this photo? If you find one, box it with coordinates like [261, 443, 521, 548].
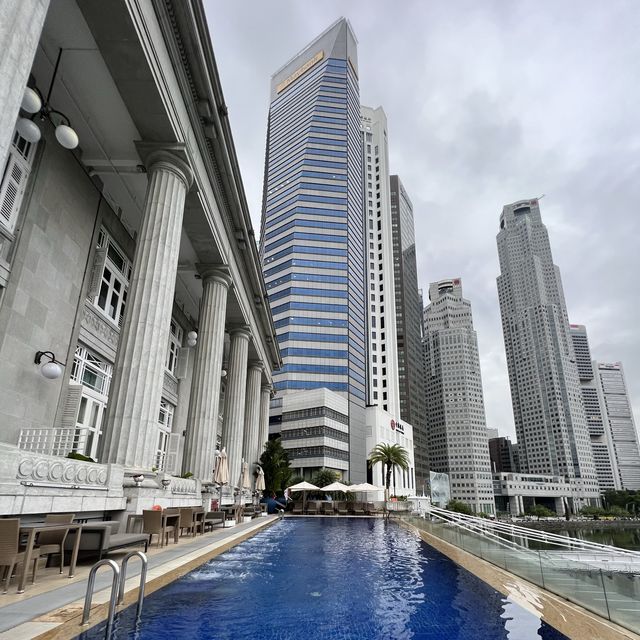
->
[260, 20, 367, 479]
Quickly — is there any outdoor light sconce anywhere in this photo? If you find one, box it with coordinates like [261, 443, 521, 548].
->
[186, 330, 198, 347]
[34, 351, 66, 380]
[16, 50, 79, 149]
[132, 474, 145, 486]
[161, 479, 171, 490]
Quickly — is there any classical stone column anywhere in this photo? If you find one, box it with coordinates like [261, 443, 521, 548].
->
[0, 0, 49, 171]
[242, 363, 263, 484]
[257, 384, 272, 463]
[182, 267, 232, 480]
[221, 327, 251, 488]
[102, 150, 193, 468]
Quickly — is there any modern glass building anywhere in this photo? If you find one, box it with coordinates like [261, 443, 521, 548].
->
[260, 19, 367, 480]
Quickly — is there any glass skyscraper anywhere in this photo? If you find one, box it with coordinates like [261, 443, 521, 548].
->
[260, 19, 367, 480]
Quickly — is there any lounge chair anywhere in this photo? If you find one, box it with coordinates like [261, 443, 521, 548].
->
[336, 502, 348, 516]
[322, 502, 334, 515]
[64, 522, 149, 560]
[292, 502, 303, 515]
[353, 502, 365, 516]
[36, 513, 74, 574]
[0, 519, 40, 593]
[142, 510, 175, 547]
[203, 511, 226, 531]
[306, 501, 319, 515]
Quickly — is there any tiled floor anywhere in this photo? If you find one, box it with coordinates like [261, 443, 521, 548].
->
[0, 516, 277, 640]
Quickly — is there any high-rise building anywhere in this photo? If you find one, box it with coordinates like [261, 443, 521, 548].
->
[389, 175, 428, 489]
[488, 435, 520, 473]
[260, 19, 367, 481]
[423, 278, 495, 514]
[569, 324, 618, 490]
[360, 106, 400, 416]
[496, 200, 599, 508]
[595, 362, 640, 490]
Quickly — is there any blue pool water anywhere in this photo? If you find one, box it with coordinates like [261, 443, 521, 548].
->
[80, 518, 568, 639]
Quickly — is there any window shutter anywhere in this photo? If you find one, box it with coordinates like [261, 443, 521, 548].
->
[87, 247, 108, 299]
[60, 384, 84, 429]
[164, 433, 182, 475]
[175, 347, 190, 380]
[0, 151, 30, 233]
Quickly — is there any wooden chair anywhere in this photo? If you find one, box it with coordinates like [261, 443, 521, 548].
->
[0, 519, 40, 593]
[178, 508, 195, 537]
[142, 510, 174, 548]
[192, 508, 205, 535]
[36, 513, 74, 574]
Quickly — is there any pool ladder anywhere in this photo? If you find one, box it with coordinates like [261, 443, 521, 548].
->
[81, 551, 148, 638]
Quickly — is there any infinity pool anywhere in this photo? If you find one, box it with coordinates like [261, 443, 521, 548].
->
[80, 518, 567, 639]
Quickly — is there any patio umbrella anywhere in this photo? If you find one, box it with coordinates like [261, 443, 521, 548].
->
[287, 481, 319, 513]
[349, 482, 385, 504]
[255, 465, 266, 493]
[321, 481, 350, 492]
[213, 448, 229, 505]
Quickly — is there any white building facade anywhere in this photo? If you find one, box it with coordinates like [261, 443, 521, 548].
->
[423, 278, 495, 514]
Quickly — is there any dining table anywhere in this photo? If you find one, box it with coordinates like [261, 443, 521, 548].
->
[17, 522, 83, 593]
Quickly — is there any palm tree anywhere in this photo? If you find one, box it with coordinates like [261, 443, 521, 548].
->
[368, 443, 410, 505]
[259, 438, 292, 495]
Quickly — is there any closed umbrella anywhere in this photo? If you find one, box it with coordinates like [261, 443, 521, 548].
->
[287, 481, 319, 514]
[240, 459, 251, 492]
[255, 466, 266, 493]
[213, 448, 229, 506]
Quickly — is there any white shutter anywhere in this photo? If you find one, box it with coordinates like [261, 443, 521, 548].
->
[60, 384, 84, 429]
[0, 150, 30, 233]
[175, 347, 190, 380]
[87, 247, 108, 299]
[164, 433, 182, 475]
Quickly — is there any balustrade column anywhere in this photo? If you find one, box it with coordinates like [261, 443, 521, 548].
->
[221, 328, 250, 488]
[102, 150, 193, 468]
[242, 363, 263, 483]
[183, 267, 232, 480]
[257, 384, 272, 463]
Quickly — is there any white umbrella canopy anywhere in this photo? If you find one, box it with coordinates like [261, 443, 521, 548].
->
[349, 483, 384, 492]
[213, 448, 229, 485]
[322, 481, 350, 492]
[287, 481, 320, 514]
[240, 459, 251, 491]
[255, 466, 266, 492]
[288, 481, 319, 491]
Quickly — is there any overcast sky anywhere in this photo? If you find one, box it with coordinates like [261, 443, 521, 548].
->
[205, 0, 640, 441]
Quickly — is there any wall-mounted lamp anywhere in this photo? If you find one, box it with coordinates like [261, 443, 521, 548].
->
[186, 330, 198, 347]
[16, 49, 79, 149]
[221, 369, 227, 378]
[34, 351, 66, 380]
[132, 474, 145, 486]
[161, 478, 171, 490]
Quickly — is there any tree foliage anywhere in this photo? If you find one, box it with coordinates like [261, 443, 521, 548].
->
[446, 500, 474, 515]
[311, 468, 339, 489]
[368, 443, 410, 502]
[259, 438, 292, 495]
[526, 504, 556, 520]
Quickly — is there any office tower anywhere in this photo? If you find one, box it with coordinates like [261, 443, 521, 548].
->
[423, 279, 495, 514]
[595, 362, 640, 490]
[569, 325, 618, 490]
[260, 19, 367, 481]
[488, 435, 520, 473]
[496, 199, 599, 508]
[389, 175, 428, 489]
[360, 106, 400, 416]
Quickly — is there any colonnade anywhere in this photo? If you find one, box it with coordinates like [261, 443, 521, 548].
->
[101, 147, 272, 488]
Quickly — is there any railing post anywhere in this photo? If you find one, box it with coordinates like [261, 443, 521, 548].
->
[118, 551, 148, 619]
[81, 559, 120, 638]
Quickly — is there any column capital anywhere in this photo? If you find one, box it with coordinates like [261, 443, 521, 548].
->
[247, 360, 264, 373]
[261, 383, 273, 393]
[196, 264, 232, 288]
[228, 325, 252, 341]
[135, 141, 194, 189]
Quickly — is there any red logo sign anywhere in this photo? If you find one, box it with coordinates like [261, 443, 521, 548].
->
[390, 419, 396, 430]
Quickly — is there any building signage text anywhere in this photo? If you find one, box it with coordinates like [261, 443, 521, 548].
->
[276, 50, 324, 94]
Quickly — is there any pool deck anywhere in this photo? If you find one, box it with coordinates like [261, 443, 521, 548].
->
[0, 515, 278, 640]
[400, 518, 640, 640]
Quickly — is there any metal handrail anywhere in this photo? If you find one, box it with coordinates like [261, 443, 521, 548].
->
[81, 559, 120, 637]
[117, 551, 148, 619]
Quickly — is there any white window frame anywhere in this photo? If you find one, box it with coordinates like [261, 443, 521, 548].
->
[156, 399, 175, 470]
[92, 228, 131, 327]
[165, 319, 184, 376]
[70, 346, 113, 397]
[0, 130, 36, 234]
